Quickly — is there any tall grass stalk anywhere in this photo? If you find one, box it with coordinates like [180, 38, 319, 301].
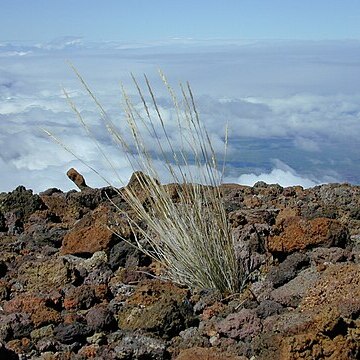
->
[51, 68, 241, 294]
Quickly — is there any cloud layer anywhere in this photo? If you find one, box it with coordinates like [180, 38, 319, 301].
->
[1, 39, 359, 193]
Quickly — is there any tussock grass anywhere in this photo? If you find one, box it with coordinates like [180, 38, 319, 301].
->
[48, 67, 242, 294]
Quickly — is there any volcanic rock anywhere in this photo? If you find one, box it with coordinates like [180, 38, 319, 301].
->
[0, 180, 359, 359]
[118, 280, 195, 338]
[66, 168, 89, 191]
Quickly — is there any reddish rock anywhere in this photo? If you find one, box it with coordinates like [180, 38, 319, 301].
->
[39, 191, 76, 225]
[300, 263, 360, 317]
[268, 214, 348, 254]
[6, 338, 32, 356]
[3, 293, 62, 327]
[201, 301, 227, 321]
[0, 181, 359, 359]
[280, 319, 360, 360]
[40, 187, 115, 226]
[61, 204, 127, 255]
[216, 308, 262, 340]
[77, 344, 99, 358]
[63, 285, 96, 310]
[261, 263, 360, 359]
[243, 195, 262, 208]
[93, 284, 109, 301]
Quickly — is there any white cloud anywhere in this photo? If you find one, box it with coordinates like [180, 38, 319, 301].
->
[233, 160, 319, 188]
[1, 39, 359, 193]
[293, 137, 320, 152]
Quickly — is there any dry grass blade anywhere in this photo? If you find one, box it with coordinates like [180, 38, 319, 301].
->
[49, 68, 243, 294]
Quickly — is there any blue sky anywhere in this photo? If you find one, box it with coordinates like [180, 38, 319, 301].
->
[1, 0, 360, 42]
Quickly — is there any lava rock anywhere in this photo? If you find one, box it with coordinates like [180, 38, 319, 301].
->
[113, 333, 168, 360]
[86, 304, 116, 331]
[267, 252, 310, 288]
[54, 322, 91, 344]
[268, 215, 349, 255]
[216, 308, 262, 340]
[118, 280, 196, 339]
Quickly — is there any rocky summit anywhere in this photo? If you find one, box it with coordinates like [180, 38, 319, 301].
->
[0, 177, 359, 359]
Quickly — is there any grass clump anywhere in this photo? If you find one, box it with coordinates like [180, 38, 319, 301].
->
[48, 68, 242, 295]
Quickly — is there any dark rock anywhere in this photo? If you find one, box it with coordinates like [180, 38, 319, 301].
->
[39, 188, 63, 196]
[10, 314, 34, 339]
[171, 327, 210, 355]
[0, 341, 19, 360]
[253, 181, 269, 188]
[193, 289, 222, 314]
[108, 240, 150, 270]
[349, 206, 360, 220]
[0, 211, 6, 232]
[0, 182, 359, 359]
[267, 252, 310, 287]
[271, 267, 321, 307]
[86, 304, 116, 331]
[65, 187, 108, 210]
[0, 280, 9, 300]
[19, 219, 67, 249]
[0, 316, 12, 341]
[256, 300, 284, 319]
[35, 337, 59, 353]
[309, 246, 348, 265]
[251, 332, 282, 360]
[54, 322, 91, 344]
[84, 266, 113, 286]
[0, 186, 46, 222]
[4, 211, 23, 235]
[0, 260, 7, 278]
[126, 171, 160, 202]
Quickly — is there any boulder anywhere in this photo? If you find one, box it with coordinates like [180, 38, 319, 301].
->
[61, 204, 130, 255]
[118, 280, 195, 338]
[268, 214, 349, 255]
[3, 293, 62, 327]
[216, 308, 262, 340]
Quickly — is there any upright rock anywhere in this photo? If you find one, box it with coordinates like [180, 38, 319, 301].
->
[67, 168, 89, 191]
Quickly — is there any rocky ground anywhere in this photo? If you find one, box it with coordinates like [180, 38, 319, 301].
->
[0, 173, 359, 359]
